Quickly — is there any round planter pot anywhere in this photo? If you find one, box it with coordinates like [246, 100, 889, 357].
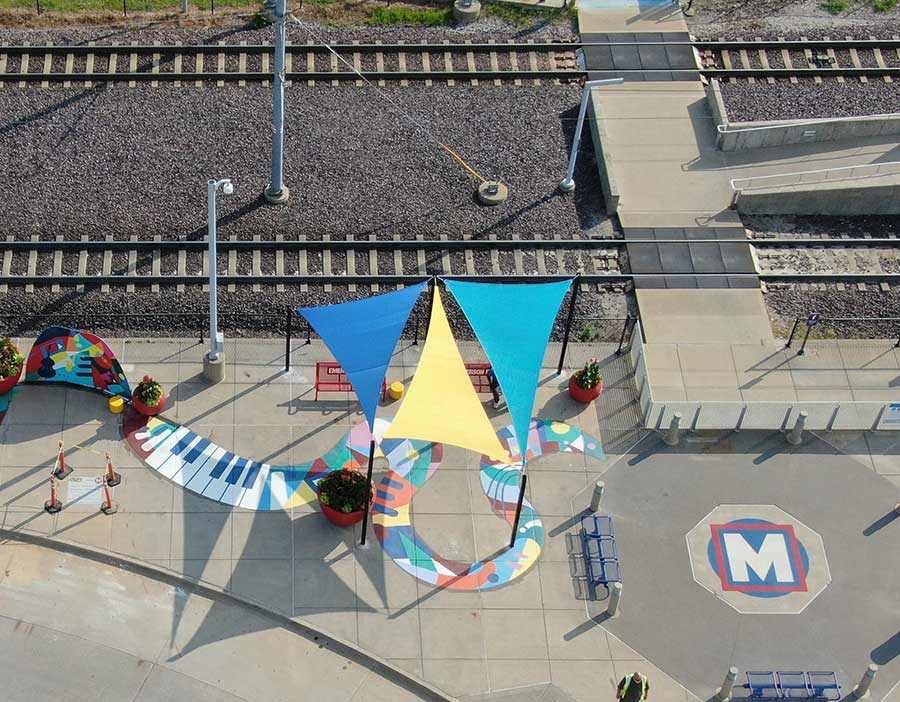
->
[568, 376, 603, 403]
[131, 390, 167, 416]
[319, 501, 366, 527]
[0, 361, 22, 396]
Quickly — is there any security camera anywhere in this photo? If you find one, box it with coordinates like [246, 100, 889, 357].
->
[222, 181, 234, 196]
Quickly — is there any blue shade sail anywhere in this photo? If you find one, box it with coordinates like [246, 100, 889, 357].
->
[298, 282, 427, 430]
[443, 279, 573, 462]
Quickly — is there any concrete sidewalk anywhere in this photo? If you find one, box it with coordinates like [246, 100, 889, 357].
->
[0, 542, 430, 702]
[0, 336, 669, 702]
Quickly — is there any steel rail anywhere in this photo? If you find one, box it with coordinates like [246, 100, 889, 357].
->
[0, 69, 585, 83]
[1, 272, 898, 285]
[2, 238, 897, 251]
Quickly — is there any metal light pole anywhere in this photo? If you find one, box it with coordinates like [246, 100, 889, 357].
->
[559, 78, 624, 193]
[203, 178, 233, 384]
[264, 0, 290, 204]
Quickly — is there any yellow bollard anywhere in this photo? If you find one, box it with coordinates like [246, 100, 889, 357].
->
[108, 396, 125, 414]
[389, 382, 404, 401]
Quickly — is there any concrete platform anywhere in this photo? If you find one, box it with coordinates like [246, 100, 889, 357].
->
[584, 431, 900, 701]
[636, 289, 774, 344]
[577, 5, 688, 33]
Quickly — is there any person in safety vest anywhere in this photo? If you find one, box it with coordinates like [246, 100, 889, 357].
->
[617, 672, 649, 702]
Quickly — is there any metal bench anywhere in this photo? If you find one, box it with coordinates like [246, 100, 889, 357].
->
[464, 363, 493, 394]
[746, 671, 840, 701]
[315, 361, 386, 402]
[581, 515, 614, 539]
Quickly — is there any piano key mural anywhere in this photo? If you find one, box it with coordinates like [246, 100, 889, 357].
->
[26, 327, 131, 399]
[125, 410, 605, 591]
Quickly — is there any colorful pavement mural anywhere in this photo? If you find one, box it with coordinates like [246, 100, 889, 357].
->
[25, 327, 130, 399]
[124, 411, 605, 591]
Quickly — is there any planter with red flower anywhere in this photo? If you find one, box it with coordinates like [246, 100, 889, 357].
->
[132, 376, 167, 416]
[317, 468, 372, 527]
[568, 358, 604, 403]
[0, 337, 24, 396]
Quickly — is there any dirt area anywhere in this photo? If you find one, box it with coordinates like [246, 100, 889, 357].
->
[685, 0, 900, 36]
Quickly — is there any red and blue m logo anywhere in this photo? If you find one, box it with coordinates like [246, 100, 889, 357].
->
[707, 519, 809, 599]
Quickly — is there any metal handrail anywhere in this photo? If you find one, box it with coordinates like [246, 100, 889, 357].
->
[717, 112, 900, 134]
[730, 160, 900, 193]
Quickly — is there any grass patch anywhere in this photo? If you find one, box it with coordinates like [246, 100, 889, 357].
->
[483, 1, 575, 26]
[0, 0, 255, 10]
[822, 0, 849, 12]
[365, 5, 452, 25]
[872, 0, 897, 11]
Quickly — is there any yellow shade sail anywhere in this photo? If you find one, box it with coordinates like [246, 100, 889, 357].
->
[384, 287, 511, 463]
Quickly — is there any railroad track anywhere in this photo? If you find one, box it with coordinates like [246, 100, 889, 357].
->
[3, 235, 900, 291]
[694, 38, 900, 83]
[0, 41, 582, 86]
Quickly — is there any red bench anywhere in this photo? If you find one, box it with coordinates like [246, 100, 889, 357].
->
[465, 363, 493, 394]
[315, 362, 386, 401]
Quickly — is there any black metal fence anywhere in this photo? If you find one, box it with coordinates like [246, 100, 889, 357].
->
[785, 314, 900, 355]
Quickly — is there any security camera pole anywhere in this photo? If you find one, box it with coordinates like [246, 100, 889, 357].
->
[559, 77, 624, 193]
[204, 178, 233, 384]
[264, 0, 290, 204]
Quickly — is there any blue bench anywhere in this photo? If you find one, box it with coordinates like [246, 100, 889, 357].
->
[747, 672, 840, 701]
[581, 515, 622, 586]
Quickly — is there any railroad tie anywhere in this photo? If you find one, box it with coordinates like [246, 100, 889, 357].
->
[330, 52, 338, 87]
[306, 50, 313, 87]
[275, 234, 284, 293]
[174, 41, 182, 87]
[284, 42, 292, 87]
[778, 37, 798, 84]
[227, 235, 236, 293]
[465, 248, 475, 276]
[63, 52, 73, 88]
[263, 51, 270, 87]
[322, 234, 332, 293]
[51, 235, 62, 294]
[18, 52, 28, 89]
[528, 39, 540, 86]
[42, 52, 50, 89]
[85, 41, 94, 88]
[393, 249, 403, 279]
[489, 41, 501, 87]
[353, 40, 363, 87]
[0, 43, 7, 91]
[508, 40, 522, 87]
[823, 37, 843, 83]
[129, 42, 137, 89]
[421, 42, 432, 87]
[0, 237, 12, 295]
[800, 37, 822, 84]
[416, 235, 426, 275]
[376, 40, 385, 88]
[847, 37, 866, 84]
[151, 235, 161, 294]
[298, 238, 308, 293]
[368, 235, 379, 292]
[108, 51, 117, 86]
[101, 235, 112, 294]
[439, 234, 451, 275]
[252, 234, 261, 293]
[443, 40, 455, 87]
[397, 40, 408, 88]
[177, 249, 186, 293]
[126, 236, 137, 294]
[76, 237, 87, 294]
[754, 38, 775, 84]
[536, 248, 548, 276]
[238, 40, 246, 87]
[25, 235, 37, 295]
[217, 41, 225, 88]
[465, 40, 478, 87]
[151, 41, 160, 88]
[871, 37, 891, 83]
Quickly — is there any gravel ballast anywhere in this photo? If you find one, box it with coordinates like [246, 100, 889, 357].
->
[718, 79, 900, 122]
[0, 82, 612, 241]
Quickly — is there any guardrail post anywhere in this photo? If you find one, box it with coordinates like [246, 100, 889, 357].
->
[663, 412, 682, 446]
[715, 667, 739, 702]
[852, 664, 878, 700]
[785, 317, 800, 348]
[616, 315, 631, 355]
[284, 307, 292, 373]
[787, 410, 808, 445]
[589, 481, 605, 513]
[556, 275, 580, 375]
[606, 582, 622, 617]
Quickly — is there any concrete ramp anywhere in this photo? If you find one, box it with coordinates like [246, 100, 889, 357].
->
[636, 288, 774, 344]
[735, 173, 900, 215]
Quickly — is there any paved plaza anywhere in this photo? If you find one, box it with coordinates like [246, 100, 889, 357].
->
[0, 335, 898, 701]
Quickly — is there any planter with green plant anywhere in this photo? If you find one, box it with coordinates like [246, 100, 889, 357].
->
[0, 337, 24, 395]
[317, 468, 372, 527]
[132, 375, 167, 415]
[568, 358, 604, 402]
